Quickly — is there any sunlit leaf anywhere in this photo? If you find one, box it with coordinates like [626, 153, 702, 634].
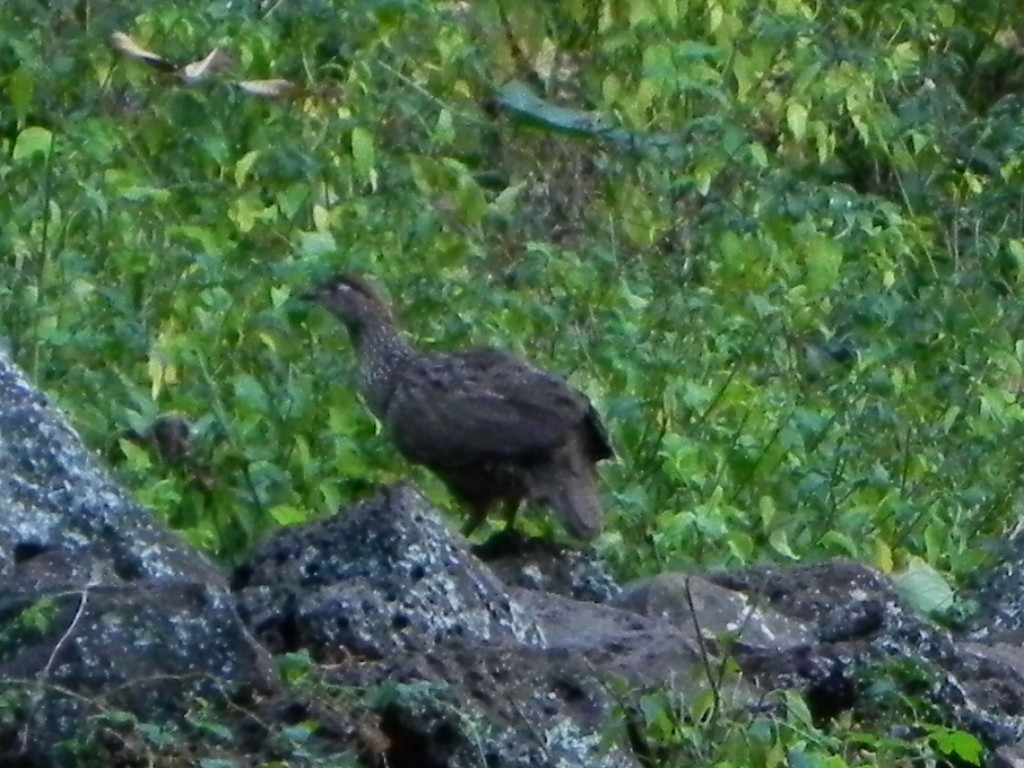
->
[351, 126, 377, 189]
[13, 126, 53, 161]
[804, 235, 842, 294]
[873, 538, 894, 573]
[8, 66, 35, 119]
[234, 150, 261, 187]
[786, 102, 808, 141]
[929, 728, 983, 766]
[270, 505, 310, 526]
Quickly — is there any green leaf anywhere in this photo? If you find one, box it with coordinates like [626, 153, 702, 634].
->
[270, 504, 310, 526]
[234, 150, 261, 187]
[118, 438, 152, 472]
[233, 374, 269, 412]
[929, 727, 983, 766]
[892, 556, 955, 616]
[276, 183, 309, 220]
[276, 649, 314, 683]
[137, 723, 177, 748]
[351, 126, 377, 188]
[819, 531, 858, 556]
[749, 141, 769, 168]
[1008, 239, 1024, 263]
[786, 102, 808, 141]
[873, 538, 894, 572]
[13, 126, 53, 161]
[783, 690, 814, 727]
[769, 529, 799, 560]
[804, 235, 842, 294]
[490, 181, 528, 217]
[433, 108, 455, 145]
[732, 52, 756, 101]
[9, 66, 35, 119]
[171, 224, 225, 255]
[298, 230, 336, 258]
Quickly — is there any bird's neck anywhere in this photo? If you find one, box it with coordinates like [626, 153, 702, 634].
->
[350, 315, 415, 419]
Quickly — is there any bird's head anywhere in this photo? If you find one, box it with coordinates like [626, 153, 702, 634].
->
[300, 273, 392, 331]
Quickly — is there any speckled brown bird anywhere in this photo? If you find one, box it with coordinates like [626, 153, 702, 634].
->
[301, 274, 614, 540]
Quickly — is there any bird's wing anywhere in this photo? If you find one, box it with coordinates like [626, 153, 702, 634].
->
[386, 349, 591, 467]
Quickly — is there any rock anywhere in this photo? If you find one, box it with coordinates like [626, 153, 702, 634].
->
[0, 352, 223, 586]
[325, 637, 622, 768]
[708, 559, 1024, 747]
[472, 529, 622, 603]
[14, 336, 1024, 767]
[235, 482, 644, 768]
[615, 572, 815, 653]
[969, 531, 1024, 641]
[513, 587, 709, 693]
[995, 740, 1024, 768]
[0, 349, 277, 764]
[234, 482, 545, 659]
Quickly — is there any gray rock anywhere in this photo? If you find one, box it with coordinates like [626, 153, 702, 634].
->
[615, 572, 814, 653]
[0, 349, 277, 762]
[235, 483, 640, 768]
[0, 351, 223, 586]
[472, 530, 623, 603]
[709, 559, 1024, 748]
[235, 482, 545, 658]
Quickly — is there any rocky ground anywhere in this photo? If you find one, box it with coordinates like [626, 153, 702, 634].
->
[4, 346, 1024, 767]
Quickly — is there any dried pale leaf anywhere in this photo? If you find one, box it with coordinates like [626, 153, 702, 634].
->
[109, 32, 175, 72]
[180, 48, 234, 83]
[236, 79, 300, 99]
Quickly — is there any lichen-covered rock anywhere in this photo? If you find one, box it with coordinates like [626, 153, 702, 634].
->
[235, 483, 643, 768]
[234, 483, 545, 658]
[472, 530, 622, 603]
[0, 573, 277, 743]
[0, 350, 277, 764]
[327, 637, 628, 768]
[709, 560, 1024, 749]
[969, 532, 1024, 642]
[0, 349, 224, 586]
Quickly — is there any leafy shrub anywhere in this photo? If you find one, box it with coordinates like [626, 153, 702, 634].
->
[3, 0, 1024, 584]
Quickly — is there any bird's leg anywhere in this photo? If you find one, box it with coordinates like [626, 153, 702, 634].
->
[501, 499, 520, 533]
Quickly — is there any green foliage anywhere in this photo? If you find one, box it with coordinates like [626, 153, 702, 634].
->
[0, 596, 61, 663]
[42, 699, 363, 767]
[5, 0, 1023, 575]
[625, 684, 982, 767]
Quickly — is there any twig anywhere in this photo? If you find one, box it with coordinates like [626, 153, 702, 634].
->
[20, 566, 103, 751]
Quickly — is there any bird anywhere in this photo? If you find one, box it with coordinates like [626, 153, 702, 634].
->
[300, 273, 614, 541]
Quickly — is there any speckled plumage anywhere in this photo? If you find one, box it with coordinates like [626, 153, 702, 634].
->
[302, 274, 614, 540]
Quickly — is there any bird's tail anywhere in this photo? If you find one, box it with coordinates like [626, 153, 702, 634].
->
[527, 439, 605, 541]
